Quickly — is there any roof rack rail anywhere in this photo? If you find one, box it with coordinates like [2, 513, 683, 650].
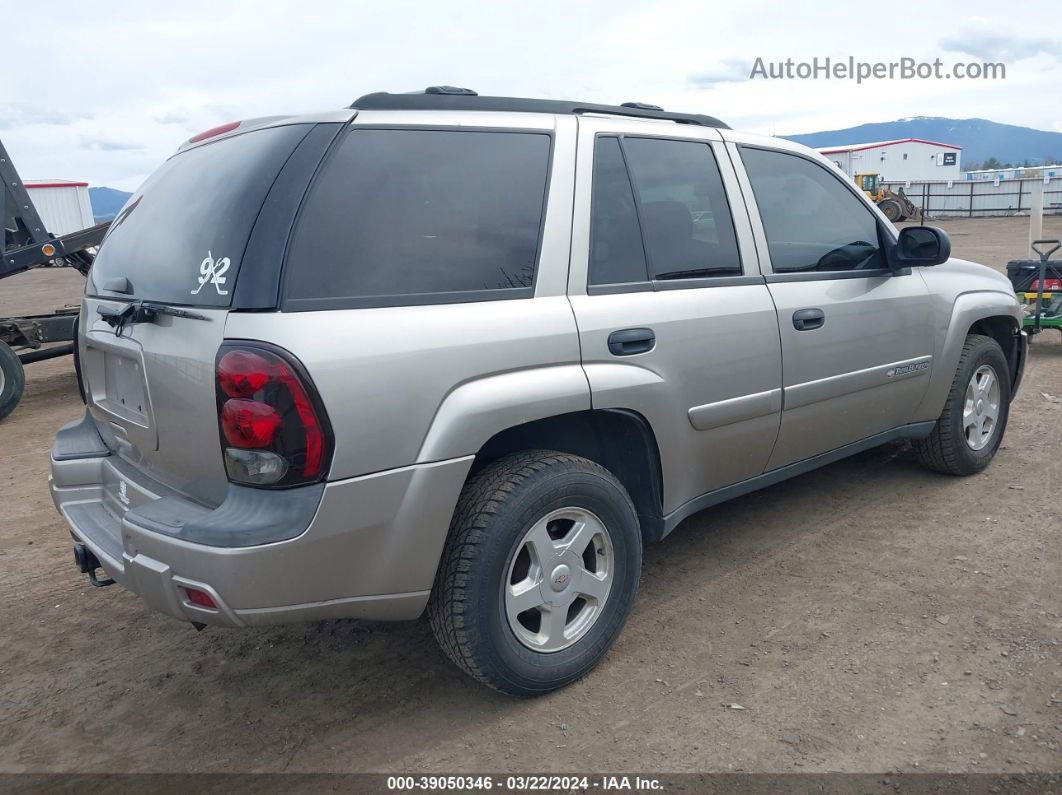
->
[350, 90, 729, 129]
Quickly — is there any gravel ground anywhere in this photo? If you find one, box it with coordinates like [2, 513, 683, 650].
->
[0, 216, 1060, 774]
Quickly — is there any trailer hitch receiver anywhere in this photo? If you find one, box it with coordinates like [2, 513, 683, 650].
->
[73, 543, 115, 587]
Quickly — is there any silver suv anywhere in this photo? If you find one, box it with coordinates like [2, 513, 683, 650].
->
[50, 88, 1026, 695]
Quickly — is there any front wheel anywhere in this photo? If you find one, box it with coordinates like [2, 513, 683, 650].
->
[914, 334, 1011, 475]
[429, 450, 642, 695]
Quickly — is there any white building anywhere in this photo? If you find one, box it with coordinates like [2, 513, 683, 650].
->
[965, 164, 1062, 181]
[24, 179, 95, 236]
[817, 138, 962, 182]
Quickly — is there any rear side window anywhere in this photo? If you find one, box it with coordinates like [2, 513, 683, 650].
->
[283, 129, 551, 308]
[740, 147, 885, 273]
[589, 135, 742, 286]
[624, 137, 742, 280]
[88, 125, 311, 306]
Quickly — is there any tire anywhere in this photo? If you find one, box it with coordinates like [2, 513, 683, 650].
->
[878, 199, 902, 222]
[429, 450, 642, 696]
[0, 341, 26, 422]
[914, 334, 1011, 475]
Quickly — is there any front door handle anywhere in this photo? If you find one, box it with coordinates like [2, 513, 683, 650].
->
[793, 308, 825, 331]
[608, 328, 656, 356]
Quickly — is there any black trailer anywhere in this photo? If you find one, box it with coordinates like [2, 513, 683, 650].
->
[2, 137, 110, 419]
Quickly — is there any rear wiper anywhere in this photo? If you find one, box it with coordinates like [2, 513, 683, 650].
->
[97, 301, 209, 336]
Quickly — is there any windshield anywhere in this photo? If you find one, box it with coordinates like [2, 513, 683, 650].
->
[87, 124, 310, 306]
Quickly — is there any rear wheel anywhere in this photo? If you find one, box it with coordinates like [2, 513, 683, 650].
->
[0, 342, 26, 421]
[429, 450, 642, 695]
[914, 334, 1010, 475]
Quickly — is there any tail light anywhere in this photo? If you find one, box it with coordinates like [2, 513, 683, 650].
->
[1030, 278, 1061, 292]
[214, 343, 333, 488]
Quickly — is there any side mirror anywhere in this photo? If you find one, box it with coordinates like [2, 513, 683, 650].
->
[894, 226, 951, 268]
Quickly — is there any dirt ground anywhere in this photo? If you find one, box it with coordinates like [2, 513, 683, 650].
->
[1, 217, 1060, 775]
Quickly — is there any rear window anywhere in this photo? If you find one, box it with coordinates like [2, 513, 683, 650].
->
[88, 124, 311, 306]
[282, 128, 552, 309]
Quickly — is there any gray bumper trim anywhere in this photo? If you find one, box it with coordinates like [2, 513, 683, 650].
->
[129, 483, 325, 547]
[52, 410, 110, 460]
[51, 411, 325, 548]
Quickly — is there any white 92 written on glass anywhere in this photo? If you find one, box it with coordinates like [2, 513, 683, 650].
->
[192, 250, 230, 296]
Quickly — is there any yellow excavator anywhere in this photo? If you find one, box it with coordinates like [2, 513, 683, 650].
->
[854, 173, 919, 222]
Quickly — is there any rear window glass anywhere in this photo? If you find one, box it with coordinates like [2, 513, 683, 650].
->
[88, 124, 310, 306]
[282, 129, 551, 309]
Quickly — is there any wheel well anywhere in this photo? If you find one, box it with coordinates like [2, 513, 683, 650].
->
[473, 410, 666, 543]
[968, 315, 1020, 388]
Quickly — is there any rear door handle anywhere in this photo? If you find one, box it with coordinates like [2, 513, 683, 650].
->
[793, 308, 825, 331]
[608, 328, 656, 356]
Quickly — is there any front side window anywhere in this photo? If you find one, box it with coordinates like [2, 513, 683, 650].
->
[284, 129, 551, 307]
[741, 147, 885, 273]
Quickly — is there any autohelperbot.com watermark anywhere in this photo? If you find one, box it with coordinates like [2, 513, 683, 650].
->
[749, 56, 1006, 83]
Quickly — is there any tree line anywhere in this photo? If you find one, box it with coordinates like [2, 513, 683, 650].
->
[967, 156, 1059, 171]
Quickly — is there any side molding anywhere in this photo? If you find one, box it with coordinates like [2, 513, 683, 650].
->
[785, 356, 932, 410]
[688, 388, 782, 431]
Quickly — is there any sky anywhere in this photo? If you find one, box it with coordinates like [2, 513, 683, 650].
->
[3, 0, 1060, 191]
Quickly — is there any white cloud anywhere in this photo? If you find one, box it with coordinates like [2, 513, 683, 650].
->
[689, 59, 749, 87]
[940, 18, 1062, 62]
[2, 0, 1059, 190]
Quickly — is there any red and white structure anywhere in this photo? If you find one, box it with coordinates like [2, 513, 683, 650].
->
[24, 179, 95, 236]
[817, 138, 963, 182]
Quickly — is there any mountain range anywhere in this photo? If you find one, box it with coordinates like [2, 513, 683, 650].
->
[782, 117, 1062, 169]
[87, 117, 1062, 220]
[88, 187, 133, 223]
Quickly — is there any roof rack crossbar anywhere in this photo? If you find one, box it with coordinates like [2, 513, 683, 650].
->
[349, 91, 728, 129]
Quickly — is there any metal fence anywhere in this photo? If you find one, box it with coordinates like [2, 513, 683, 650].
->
[882, 177, 1062, 218]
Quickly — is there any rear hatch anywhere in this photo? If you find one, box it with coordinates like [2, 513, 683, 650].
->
[82, 123, 318, 506]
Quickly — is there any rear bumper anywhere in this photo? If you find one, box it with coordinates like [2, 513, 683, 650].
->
[50, 413, 473, 627]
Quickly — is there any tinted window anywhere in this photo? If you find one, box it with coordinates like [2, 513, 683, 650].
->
[284, 129, 551, 306]
[741, 147, 885, 273]
[88, 125, 311, 306]
[623, 137, 742, 279]
[590, 137, 649, 285]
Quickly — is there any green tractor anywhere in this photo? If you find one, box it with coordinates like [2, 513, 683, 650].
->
[1007, 240, 1062, 340]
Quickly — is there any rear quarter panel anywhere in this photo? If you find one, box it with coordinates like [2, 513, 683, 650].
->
[224, 297, 587, 479]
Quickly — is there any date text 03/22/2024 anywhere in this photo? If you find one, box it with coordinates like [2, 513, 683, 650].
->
[386, 775, 664, 791]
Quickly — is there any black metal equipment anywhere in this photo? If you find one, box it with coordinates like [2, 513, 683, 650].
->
[1006, 240, 1062, 338]
[2, 137, 111, 420]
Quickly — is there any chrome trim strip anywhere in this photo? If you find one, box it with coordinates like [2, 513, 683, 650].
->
[688, 388, 783, 431]
[785, 355, 933, 410]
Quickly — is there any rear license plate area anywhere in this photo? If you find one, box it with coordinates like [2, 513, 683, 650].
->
[88, 348, 150, 426]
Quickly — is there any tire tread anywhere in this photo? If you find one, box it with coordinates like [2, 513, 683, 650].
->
[428, 450, 632, 692]
[914, 333, 1006, 475]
